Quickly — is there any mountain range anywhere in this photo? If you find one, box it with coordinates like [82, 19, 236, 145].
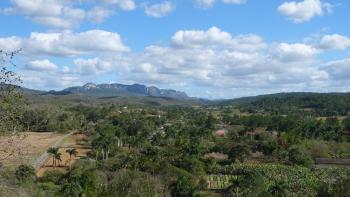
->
[37, 83, 189, 100]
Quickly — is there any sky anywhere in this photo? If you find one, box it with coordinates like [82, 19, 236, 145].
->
[0, 0, 349, 99]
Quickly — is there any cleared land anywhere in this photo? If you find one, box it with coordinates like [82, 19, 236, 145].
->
[0, 132, 91, 177]
[0, 132, 65, 170]
[36, 133, 91, 177]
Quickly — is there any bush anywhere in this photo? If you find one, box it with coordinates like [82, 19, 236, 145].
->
[15, 164, 35, 182]
[39, 169, 64, 184]
[288, 146, 313, 167]
[36, 182, 61, 195]
[108, 169, 164, 196]
[170, 176, 198, 197]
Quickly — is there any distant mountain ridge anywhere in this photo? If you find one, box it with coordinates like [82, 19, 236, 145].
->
[52, 82, 190, 99]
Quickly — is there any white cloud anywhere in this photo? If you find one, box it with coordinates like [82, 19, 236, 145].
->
[319, 34, 350, 50]
[21, 70, 82, 90]
[272, 43, 319, 62]
[9, 26, 349, 98]
[171, 27, 266, 51]
[73, 58, 113, 75]
[145, 1, 175, 18]
[277, 0, 332, 23]
[87, 7, 113, 23]
[4, 0, 85, 29]
[25, 59, 58, 71]
[194, 0, 216, 9]
[118, 27, 324, 93]
[320, 59, 350, 80]
[101, 0, 136, 10]
[0, 30, 129, 56]
[0, 36, 22, 52]
[222, 0, 246, 4]
[3, 0, 136, 29]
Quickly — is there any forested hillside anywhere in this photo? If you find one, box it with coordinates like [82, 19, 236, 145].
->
[222, 92, 350, 116]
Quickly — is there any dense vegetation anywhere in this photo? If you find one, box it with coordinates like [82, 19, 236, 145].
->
[1, 101, 349, 196]
[225, 92, 350, 116]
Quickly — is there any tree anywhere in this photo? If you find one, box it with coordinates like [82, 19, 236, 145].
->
[333, 178, 350, 197]
[92, 123, 117, 160]
[228, 144, 251, 162]
[288, 146, 313, 167]
[227, 171, 269, 196]
[205, 113, 216, 129]
[268, 180, 289, 197]
[0, 49, 25, 163]
[55, 152, 62, 167]
[47, 147, 59, 167]
[60, 181, 83, 197]
[170, 176, 197, 197]
[343, 117, 350, 132]
[66, 148, 78, 171]
[15, 164, 35, 182]
[0, 49, 23, 133]
[108, 169, 163, 196]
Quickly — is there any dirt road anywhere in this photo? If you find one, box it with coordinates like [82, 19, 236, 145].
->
[33, 131, 75, 170]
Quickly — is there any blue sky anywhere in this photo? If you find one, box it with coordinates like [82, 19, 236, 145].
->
[0, 0, 349, 99]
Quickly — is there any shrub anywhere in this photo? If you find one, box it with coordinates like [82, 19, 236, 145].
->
[15, 164, 35, 182]
[288, 146, 313, 167]
[39, 169, 64, 184]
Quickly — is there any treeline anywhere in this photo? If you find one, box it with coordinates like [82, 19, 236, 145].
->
[228, 92, 350, 116]
[222, 113, 350, 141]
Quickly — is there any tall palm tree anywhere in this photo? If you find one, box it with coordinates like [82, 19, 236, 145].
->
[55, 152, 62, 167]
[47, 147, 59, 167]
[66, 148, 77, 170]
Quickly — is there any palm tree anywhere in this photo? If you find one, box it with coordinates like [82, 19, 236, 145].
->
[47, 147, 59, 167]
[55, 152, 62, 167]
[227, 176, 245, 197]
[66, 148, 77, 170]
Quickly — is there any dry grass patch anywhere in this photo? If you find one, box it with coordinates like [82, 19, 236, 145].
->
[0, 132, 65, 170]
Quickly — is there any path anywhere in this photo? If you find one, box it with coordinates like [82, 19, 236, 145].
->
[32, 131, 75, 170]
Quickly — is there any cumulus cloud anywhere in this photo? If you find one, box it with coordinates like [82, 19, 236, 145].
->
[101, 0, 136, 10]
[171, 27, 266, 51]
[320, 59, 350, 80]
[21, 70, 82, 90]
[278, 0, 332, 23]
[4, 0, 85, 29]
[271, 43, 319, 62]
[25, 59, 58, 71]
[116, 27, 325, 93]
[319, 34, 350, 50]
[3, 0, 136, 28]
[0, 30, 129, 56]
[0, 36, 22, 52]
[73, 58, 113, 75]
[7, 26, 349, 98]
[87, 7, 113, 23]
[144, 1, 175, 18]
